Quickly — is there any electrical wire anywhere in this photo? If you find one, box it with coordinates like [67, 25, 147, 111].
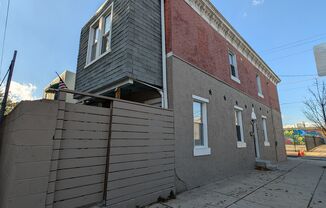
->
[262, 33, 326, 54]
[266, 48, 312, 62]
[279, 74, 318, 78]
[0, 0, 11, 78]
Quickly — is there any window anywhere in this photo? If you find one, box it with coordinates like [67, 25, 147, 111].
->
[234, 106, 246, 148]
[262, 116, 270, 146]
[192, 95, 211, 156]
[256, 75, 263, 98]
[229, 52, 240, 83]
[86, 4, 113, 67]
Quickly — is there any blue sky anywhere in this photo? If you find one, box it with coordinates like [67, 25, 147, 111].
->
[1, 0, 326, 125]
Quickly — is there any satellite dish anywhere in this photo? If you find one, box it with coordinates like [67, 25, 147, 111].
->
[314, 43, 326, 76]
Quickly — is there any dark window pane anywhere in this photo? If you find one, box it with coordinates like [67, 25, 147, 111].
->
[91, 43, 97, 61]
[194, 123, 204, 146]
[236, 125, 241, 142]
[231, 65, 236, 77]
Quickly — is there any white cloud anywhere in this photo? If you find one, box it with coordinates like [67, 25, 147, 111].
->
[252, 0, 265, 6]
[1, 81, 38, 102]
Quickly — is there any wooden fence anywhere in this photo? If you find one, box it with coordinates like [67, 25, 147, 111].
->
[0, 91, 175, 208]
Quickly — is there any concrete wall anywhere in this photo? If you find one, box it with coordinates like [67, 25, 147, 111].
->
[167, 55, 286, 192]
[0, 94, 175, 208]
[76, 0, 163, 95]
[0, 100, 59, 208]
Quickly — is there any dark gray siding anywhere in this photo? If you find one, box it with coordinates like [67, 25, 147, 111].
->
[75, 0, 162, 94]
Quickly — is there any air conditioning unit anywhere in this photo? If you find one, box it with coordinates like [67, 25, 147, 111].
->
[314, 43, 326, 76]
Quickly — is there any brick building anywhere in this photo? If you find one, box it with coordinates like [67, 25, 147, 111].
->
[75, 0, 286, 193]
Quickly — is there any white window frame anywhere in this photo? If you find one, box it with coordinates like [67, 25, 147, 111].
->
[256, 75, 264, 98]
[85, 3, 114, 68]
[229, 51, 240, 84]
[262, 115, 270, 146]
[192, 95, 211, 156]
[234, 106, 246, 148]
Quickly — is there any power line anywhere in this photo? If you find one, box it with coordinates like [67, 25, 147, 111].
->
[279, 74, 318, 78]
[262, 33, 326, 54]
[0, 0, 11, 79]
[266, 48, 312, 62]
[280, 101, 305, 106]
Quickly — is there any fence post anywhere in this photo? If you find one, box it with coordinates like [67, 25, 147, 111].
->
[103, 100, 114, 206]
[45, 91, 67, 208]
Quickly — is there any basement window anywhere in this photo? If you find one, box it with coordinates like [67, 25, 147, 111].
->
[85, 3, 113, 67]
[193, 95, 211, 156]
[234, 106, 246, 148]
[229, 51, 240, 84]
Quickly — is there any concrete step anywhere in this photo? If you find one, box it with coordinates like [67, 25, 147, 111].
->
[255, 159, 278, 171]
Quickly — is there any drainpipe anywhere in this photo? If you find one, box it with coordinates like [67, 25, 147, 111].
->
[161, 0, 168, 109]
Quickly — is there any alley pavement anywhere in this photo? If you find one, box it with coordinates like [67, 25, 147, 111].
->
[148, 158, 326, 208]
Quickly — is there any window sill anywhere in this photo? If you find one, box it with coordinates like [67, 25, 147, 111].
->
[231, 76, 241, 84]
[84, 49, 111, 69]
[237, 141, 247, 148]
[194, 147, 211, 157]
[258, 93, 264, 98]
[264, 141, 271, 147]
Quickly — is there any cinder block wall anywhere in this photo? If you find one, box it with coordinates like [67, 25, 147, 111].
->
[0, 100, 59, 208]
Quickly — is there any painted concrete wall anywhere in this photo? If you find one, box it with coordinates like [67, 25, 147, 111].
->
[167, 56, 286, 192]
[165, 0, 280, 112]
[0, 100, 58, 208]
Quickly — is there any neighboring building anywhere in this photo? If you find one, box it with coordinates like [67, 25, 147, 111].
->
[75, 0, 286, 193]
[314, 43, 326, 76]
[44, 70, 76, 103]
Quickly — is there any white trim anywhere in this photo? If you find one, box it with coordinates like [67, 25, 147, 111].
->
[231, 76, 241, 84]
[264, 141, 271, 147]
[161, 0, 168, 109]
[237, 141, 247, 148]
[194, 147, 211, 156]
[85, 2, 114, 68]
[234, 107, 246, 147]
[193, 95, 210, 157]
[234, 105, 243, 111]
[192, 95, 209, 103]
[184, 0, 280, 85]
[261, 116, 269, 147]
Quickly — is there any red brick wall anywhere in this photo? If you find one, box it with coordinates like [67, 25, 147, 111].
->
[165, 0, 280, 112]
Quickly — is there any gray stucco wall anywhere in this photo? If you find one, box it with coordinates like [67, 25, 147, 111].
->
[75, 0, 162, 94]
[167, 55, 286, 192]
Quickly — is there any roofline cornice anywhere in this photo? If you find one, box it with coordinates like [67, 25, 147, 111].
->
[184, 0, 281, 84]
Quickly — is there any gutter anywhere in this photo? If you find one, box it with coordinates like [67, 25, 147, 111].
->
[161, 0, 168, 108]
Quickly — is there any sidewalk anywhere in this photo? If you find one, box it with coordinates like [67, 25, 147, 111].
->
[148, 158, 326, 208]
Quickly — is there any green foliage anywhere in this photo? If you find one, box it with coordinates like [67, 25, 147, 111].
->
[0, 90, 17, 115]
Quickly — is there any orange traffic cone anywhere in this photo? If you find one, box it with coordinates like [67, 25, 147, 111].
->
[297, 150, 305, 157]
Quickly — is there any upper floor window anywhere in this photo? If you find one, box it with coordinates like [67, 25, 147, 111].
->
[229, 52, 240, 83]
[193, 95, 211, 156]
[86, 4, 113, 67]
[256, 75, 263, 98]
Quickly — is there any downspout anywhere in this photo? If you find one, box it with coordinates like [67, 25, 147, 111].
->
[161, 0, 168, 109]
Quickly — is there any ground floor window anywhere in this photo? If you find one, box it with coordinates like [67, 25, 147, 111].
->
[192, 95, 211, 156]
[262, 116, 270, 146]
[234, 106, 246, 148]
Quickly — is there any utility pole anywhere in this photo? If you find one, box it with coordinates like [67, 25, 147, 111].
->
[0, 50, 17, 124]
